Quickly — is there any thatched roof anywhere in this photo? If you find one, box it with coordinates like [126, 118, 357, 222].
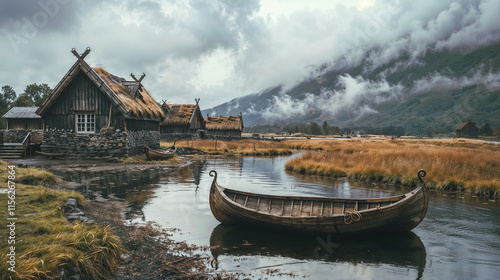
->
[2, 107, 41, 119]
[204, 115, 243, 131]
[455, 121, 478, 131]
[93, 68, 164, 120]
[37, 48, 164, 121]
[161, 104, 197, 126]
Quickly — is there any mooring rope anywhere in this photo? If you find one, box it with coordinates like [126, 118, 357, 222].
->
[344, 210, 362, 224]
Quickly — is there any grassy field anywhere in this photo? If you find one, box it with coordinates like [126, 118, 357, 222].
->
[284, 138, 500, 196]
[0, 161, 122, 280]
[162, 139, 292, 156]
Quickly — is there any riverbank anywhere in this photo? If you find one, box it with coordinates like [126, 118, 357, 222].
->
[0, 159, 219, 279]
[0, 160, 122, 280]
[284, 138, 500, 196]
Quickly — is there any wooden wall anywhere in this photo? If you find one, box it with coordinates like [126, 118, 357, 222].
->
[7, 119, 43, 130]
[43, 70, 125, 131]
[42, 70, 159, 132]
[206, 129, 242, 137]
[126, 119, 159, 131]
[160, 125, 190, 134]
[456, 123, 478, 138]
[189, 109, 205, 131]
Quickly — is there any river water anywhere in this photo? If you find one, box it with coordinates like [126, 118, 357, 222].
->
[63, 154, 500, 279]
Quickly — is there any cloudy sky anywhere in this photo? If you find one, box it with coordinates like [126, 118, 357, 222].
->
[1, 0, 499, 109]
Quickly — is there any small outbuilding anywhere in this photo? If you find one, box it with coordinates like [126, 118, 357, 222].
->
[204, 114, 244, 137]
[1, 107, 43, 130]
[455, 120, 479, 138]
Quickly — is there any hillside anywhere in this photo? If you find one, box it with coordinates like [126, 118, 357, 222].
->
[203, 41, 500, 135]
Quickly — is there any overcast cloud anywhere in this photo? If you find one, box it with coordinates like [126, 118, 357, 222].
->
[1, 0, 499, 109]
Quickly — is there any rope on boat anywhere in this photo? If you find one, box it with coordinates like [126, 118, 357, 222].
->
[344, 210, 362, 224]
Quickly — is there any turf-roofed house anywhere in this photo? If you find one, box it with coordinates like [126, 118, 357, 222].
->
[160, 98, 206, 136]
[204, 113, 244, 137]
[36, 48, 165, 159]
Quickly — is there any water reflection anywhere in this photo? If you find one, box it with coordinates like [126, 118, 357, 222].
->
[210, 224, 426, 279]
[51, 155, 500, 279]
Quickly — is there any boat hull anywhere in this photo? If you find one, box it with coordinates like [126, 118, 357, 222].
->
[144, 145, 175, 160]
[209, 170, 428, 235]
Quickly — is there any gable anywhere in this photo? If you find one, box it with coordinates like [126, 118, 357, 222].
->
[37, 49, 164, 122]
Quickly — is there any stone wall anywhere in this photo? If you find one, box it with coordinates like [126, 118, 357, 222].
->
[41, 129, 160, 159]
[1, 129, 34, 143]
[127, 130, 160, 155]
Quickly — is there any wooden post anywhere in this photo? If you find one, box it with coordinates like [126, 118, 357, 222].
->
[107, 103, 112, 127]
[215, 139, 217, 151]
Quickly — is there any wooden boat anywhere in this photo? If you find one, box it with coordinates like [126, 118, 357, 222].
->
[144, 145, 176, 160]
[35, 151, 68, 158]
[209, 169, 428, 235]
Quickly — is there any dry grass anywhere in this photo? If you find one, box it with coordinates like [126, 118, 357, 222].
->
[284, 139, 500, 196]
[162, 139, 292, 156]
[120, 153, 181, 164]
[0, 160, 122, 280]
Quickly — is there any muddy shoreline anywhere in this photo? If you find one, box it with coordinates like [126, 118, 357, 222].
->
[14, 156, 219, 279]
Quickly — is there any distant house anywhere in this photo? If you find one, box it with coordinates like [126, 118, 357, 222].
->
[2, 107, 43, 130]
[160, 99, 205, 134]
[204, 114, 244, 137]
[455, 121, 479, 138]
[35, 48, 165, 158]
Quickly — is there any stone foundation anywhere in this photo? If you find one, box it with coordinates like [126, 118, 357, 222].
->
[41, 129, 160, 159]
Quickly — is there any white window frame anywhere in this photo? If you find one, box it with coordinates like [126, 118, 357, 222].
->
[76, 113, 95, 133]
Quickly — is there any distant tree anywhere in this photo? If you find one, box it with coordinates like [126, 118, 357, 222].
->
[1, 85, 17, 105]
[321, 121, 329, 135]
[12, 94, 34, 107]
[24, 83, 52, 106]
[479, 123, 493, 136]
[1, 85, 17, 129]
[330, 126, 341, 134]
[308, 121, 322, 135]
[1, 85, 16, 114]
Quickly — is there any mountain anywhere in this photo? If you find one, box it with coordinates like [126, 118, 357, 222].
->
[203, 41, 500, 135]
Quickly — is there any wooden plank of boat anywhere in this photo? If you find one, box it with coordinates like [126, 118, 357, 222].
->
[144, 145, 176, 160]
[35, 151, 68, 159]
[208, 169, 428, 235]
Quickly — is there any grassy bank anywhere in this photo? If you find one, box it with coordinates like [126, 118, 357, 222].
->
[284, 139, 500, 196]
[162, 139, 292, 156]
[0, 161, 122, 280]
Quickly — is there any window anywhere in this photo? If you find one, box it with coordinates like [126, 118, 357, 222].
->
[76, 114, 95, 133]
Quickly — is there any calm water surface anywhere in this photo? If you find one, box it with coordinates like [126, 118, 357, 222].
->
[70, 154, 500, 279]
